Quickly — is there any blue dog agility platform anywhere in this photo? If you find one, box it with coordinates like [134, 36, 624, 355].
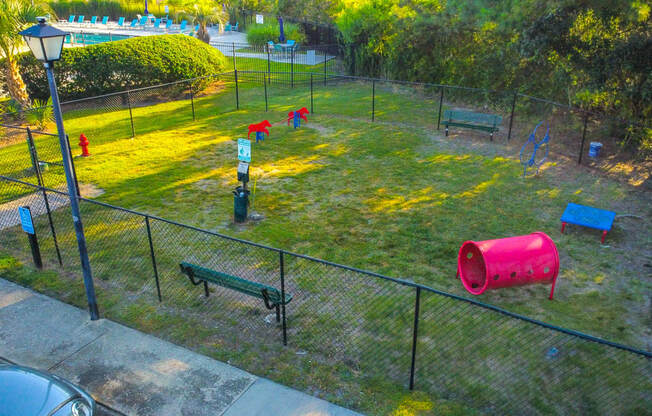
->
[560, 203, 616, 243]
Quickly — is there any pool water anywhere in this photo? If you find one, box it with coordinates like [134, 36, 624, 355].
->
[64, 32, 131, 46]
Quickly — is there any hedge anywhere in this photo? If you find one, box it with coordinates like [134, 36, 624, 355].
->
[16, 34, 228, 100]
[48, 0, 141, 21]
[246, 22, 306, 47]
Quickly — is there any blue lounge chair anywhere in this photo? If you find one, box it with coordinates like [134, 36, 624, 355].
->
[286, 39, 297, 53]
[68, 15, 75, 24]
[139, 16, 147, 27]
[224, 23, 231, 31]
[90, 16, 97, 25]
[194, 24, 199, 31]
[101, 16, 109, 25]
[232, 22, 238, 31]
[153, 18, 161, 29]
[179, 20, 187, 31]
[130, 19, 138, 27]
[164, 20, 173, 30]
[77, 16, 85, 24]
[117, 17, 125, 26]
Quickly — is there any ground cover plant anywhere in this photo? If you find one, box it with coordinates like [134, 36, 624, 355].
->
[1, 79, 650, 415]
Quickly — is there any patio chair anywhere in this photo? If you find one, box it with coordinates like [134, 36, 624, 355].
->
[117, 17, 125, 27]
[68, 15, 75, 24]
[101, 16, 109, 25]
[232, 22, 238, 31]
[90, 16, 97, 25]
[153, 18, 161, 29]
[130, 19, 138, 28]
[139, 16, 148, 27]
[77, 15, 85, 24]
[179, 20, 187, 32]
[224, 23, 231, 31]
[164, 20, 173, 30]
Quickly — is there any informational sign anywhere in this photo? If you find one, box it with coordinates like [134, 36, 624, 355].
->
[256, 14, 264, 24]
[18, 206, 35, 235]
[237, 138, 251, 162]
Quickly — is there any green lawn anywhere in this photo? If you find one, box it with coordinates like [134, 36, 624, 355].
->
[1, 79, 650, 415]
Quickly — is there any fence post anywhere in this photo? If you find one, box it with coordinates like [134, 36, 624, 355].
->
[188, 80, 196, 121]
[371, 80, 375, 122]
[126, 91, 135, 138]
[437, 87, 444, 130]
[409, 286, 421, 390]
[234, 69, 240, 110]
[144, 216, 162, 302]
[310, 73, 314, 114]
[291, 49, 294, 88]
[26, 128, 62, 266]
[66, 135, 81, 198]
[264, 74, 268, 112]
[507, 92, 517, 141]
[232, 42, 236, 71]
[267, 44, 271, 84]
[280, 251, 287, 346]
[323, 49, 327, 85]
[578, 113, 589, 165]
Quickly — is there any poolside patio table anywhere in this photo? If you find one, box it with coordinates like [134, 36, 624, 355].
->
[276, 43, 295, 58]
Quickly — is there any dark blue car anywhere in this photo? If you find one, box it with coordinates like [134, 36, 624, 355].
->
[0, 364, 95, 416]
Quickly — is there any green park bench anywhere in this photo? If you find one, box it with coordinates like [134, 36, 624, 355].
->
[179, 261, 292, 322]
[443, 109, 502, 141]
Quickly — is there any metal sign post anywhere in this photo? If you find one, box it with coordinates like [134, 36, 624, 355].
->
[234, 139, 251, 223]
[18, 206, 42, 269]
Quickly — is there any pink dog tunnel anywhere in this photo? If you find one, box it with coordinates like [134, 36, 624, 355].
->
[457, 232, 559, 299]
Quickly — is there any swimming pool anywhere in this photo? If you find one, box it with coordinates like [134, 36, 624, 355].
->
[64, 32, 131, 46]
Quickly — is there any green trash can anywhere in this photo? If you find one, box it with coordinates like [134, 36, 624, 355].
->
[233, 186, 249, 223]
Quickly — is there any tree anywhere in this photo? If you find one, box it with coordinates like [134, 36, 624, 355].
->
[191, 1, 227, 44]
[0, 0, 51, 108]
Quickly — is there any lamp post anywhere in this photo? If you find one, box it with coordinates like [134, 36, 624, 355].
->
[20, 18, 99, 320]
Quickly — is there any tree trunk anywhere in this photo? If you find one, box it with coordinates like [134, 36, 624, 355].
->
[5, 57, 31, 109]
[198, 24, 210, 44]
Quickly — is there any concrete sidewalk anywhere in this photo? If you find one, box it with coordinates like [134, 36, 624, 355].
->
[0, 278, 363, 416]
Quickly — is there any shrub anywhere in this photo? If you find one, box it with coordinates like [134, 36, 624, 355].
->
[246, 22, 306, 47]
[17, 34, 228, 100]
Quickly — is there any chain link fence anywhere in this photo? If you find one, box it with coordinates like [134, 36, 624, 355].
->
[0, 173, 649, 415]
[2, 70, 648, 177]
[1, 70, 650, 414]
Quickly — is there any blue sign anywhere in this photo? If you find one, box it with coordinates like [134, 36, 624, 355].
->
[238, 138, 251, 162]
[18, 206, 35, 234]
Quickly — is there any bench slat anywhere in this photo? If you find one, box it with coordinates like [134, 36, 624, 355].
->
[443, 121, 499, 132]
[444, 110, 502, 125]
[180, 262, 292, 305]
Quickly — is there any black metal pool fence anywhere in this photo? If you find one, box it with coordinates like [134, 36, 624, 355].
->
[1, 72, 651, 415]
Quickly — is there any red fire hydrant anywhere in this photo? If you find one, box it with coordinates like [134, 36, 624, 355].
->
[79, 133, 90, 157]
